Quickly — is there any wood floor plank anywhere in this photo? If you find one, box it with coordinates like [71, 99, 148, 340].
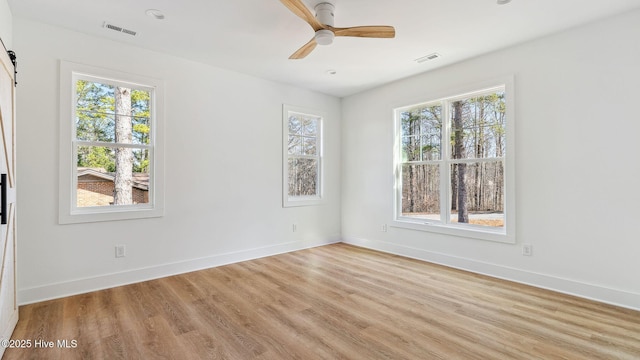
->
[4, 243, 640, 359]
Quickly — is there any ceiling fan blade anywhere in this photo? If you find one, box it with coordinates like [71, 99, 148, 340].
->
[333, 26, 396, 38]
[279, 0, 325, 31]
[289, 38, 318, 59]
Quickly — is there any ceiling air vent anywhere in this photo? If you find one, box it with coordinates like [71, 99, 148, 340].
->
[415, 53, 441, 63]
[103, 22, 137, 36]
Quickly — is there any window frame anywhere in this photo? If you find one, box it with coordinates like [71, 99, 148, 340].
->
[282, 104, 324, 207]
[392, 77, 515, 243]
[59, 61, 165, 224]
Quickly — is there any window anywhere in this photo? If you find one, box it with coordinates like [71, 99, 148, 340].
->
[59, 62, 164, 224]
[283, 104, 323, 207]
[394, 81, 515, 243]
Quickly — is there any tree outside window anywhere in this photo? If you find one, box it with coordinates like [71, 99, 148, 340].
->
[283, 105, 323, 207]
[59, 61, 164, 224]
[397, 86, 508, 233]
[75, 78, 153, 208]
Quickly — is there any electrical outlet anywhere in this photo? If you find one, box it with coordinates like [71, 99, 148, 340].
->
[381, 224, 388, 232]
[522, 244, 532, 256]
[115, 245, 126, 258]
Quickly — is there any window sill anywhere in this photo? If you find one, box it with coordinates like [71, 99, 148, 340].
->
[283, 196, 324, 208]
[59, 205, 163, 224]
[391, 218, 515, 244]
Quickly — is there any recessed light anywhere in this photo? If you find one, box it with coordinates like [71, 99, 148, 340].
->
[326, 69, 337, 75]
[145, 9, 165, 20]
[497, 0, 512, 5]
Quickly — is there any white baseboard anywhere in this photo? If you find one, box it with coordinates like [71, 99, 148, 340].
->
[18, 237, 340, 305]
[343, 236, 640, 312]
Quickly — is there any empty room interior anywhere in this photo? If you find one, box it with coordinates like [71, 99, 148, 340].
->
[0, 0, 639, 358]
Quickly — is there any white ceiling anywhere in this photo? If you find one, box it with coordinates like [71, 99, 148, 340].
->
[8, 0, 640, 97]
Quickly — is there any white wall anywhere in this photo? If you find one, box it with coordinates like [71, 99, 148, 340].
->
[14, 18, 341, 304]
[0, 0, 11, 48]
[341, 9, 640, 310]
[11, 7, 640, 311]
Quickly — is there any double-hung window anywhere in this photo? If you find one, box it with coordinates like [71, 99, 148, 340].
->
[283, 105, 323, 207]
[394, 81, 514, 243]
[59, 62, 164, 224]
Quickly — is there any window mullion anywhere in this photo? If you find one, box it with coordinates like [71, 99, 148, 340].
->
[75, 140, 152, 150]
[450, 157, 504, 164]
[290, 154, 319, 160]
[440, 100, 451, 224]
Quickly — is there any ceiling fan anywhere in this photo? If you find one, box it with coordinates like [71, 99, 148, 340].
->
[279, 0, 396, 59]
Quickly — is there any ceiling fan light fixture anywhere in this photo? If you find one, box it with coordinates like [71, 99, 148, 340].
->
[315, 29, 335, 45]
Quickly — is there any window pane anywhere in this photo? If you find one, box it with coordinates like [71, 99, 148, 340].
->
[449, 92, 505, 160]
[401, 164, 440, 220]
[401, 104, 442, 161]
[77, 145, 115, 173]
[288, 116, 301, 135]
[75, 110, 115, 142]
[288, 113, 319, 155]
[288, 135, 301, 155]
[302, 116, 318, 136]
[402, 135, 420, 161]
[449, 161, 504, 227]
[76, 145, 150, 207]
[289, 113, 319, 136]
[132, 116, 151, 145]
[76, 80, 115, 114]
[131, 89, 151, 118]
[288, 158, 318, 197]
[288, 135, 318, 156]
[303, 136, 317, 155]
[421, 135, 439, 161]
[420, 107, 442, 160]
[76, 81, 152, 145]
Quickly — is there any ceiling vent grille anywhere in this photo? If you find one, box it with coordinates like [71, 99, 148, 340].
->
[415, 53, 441, 63]
[103, 22, 137, 36]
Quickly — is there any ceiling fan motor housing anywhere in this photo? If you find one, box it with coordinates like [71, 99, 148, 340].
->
[315, 2, 335, 27]
[314, 2, 335, 45]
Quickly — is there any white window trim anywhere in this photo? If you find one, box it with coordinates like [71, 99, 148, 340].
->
[392, 76, 516, 244]
[282, 104, 324, 207]
[58, 61, 165, 224]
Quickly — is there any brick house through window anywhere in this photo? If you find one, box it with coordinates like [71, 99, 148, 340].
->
[77, 167, 149, 207]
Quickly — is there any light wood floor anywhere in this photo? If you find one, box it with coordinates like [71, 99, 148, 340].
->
[4, 243, 640, 359]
